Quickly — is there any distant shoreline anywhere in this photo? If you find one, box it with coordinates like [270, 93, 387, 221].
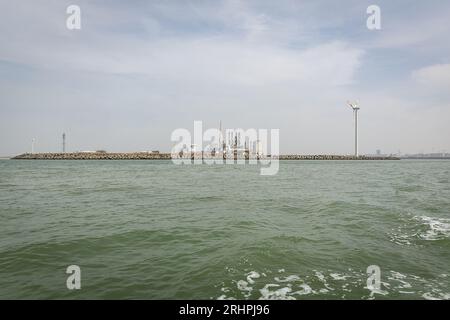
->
[11, 152, 400, 161]
[401, 157, 450, 160]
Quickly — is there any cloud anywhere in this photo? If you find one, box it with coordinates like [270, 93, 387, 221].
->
[0, 1, 363, 88]
[412, 64, 450, 89]
[367, 1, 450, 51]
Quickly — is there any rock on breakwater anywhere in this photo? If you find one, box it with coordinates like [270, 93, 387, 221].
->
[12, 152, 400, 160]
[12, 152, 172, 160]
[278, 155, 399, 160]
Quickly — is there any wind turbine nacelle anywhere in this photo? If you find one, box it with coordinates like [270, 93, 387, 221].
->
[347, 101, 360, 110]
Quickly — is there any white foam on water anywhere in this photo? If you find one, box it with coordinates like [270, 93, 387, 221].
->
[217, 294, 236, 300]
[397, 281, 411, 289]
[330, 273, 348, 280]
[388, 271, 412, 289]
[366, 285, 389, 297]
[314, 271, 325, 282]
[236, 279, 252, 298]
[229, 270, 316, 299]
[314, 270, 334, 291]
[246, 271, 260, 284]
[292, 284, 313, 296]
[421, 286, 450, 300]
[274, 275, 300, 283]
[389, 215, 450, 245]
[418, 216, 450, 240]
[237, 280, 251, 292]
[217, 268, 449, 300]
[259, 284, 295, 300]
[423, 293, 440, 300]
[390, 271, 407, 279]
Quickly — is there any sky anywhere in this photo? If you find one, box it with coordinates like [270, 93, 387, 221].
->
[1, 0, 449, 156]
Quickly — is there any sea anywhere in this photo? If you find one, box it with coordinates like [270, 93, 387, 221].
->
[0, 159, 449, 299]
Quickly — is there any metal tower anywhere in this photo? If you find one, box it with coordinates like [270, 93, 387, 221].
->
[62, 133, 66, 153]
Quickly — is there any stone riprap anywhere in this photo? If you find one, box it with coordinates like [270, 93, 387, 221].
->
[12, 152, 400, 160]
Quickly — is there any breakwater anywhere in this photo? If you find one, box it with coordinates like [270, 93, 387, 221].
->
[279, 155, 399, 160]
[12, 152, 399, 160]
[12, 152, 172, 160]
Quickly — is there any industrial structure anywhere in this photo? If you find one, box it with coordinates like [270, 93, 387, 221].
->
[176, 122, 264, 160]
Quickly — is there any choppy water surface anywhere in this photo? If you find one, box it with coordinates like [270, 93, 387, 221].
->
[0, 160, 449, 299]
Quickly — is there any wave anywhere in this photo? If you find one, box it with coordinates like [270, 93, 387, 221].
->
[389, 215, 450, 245]
[216, 268, 450, 300]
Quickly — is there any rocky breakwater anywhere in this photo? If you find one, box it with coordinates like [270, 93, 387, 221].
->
[12, 152, 172, 160]
[12, 153, 400, 160]
[279, 155, 400, 160]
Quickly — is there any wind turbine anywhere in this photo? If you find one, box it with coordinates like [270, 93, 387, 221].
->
[347, 101, 360, 157]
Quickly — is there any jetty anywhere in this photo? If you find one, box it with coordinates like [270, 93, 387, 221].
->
[11, 152, 399, 160]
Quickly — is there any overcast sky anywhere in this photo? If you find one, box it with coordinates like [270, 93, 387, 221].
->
[1, 0, 449, 156]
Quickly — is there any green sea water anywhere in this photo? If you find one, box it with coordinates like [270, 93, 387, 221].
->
[0, 159, 449, 300]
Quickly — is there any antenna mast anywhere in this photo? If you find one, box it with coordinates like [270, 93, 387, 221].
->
[31, 138, 35, 154]
[62, 133, 66, 153]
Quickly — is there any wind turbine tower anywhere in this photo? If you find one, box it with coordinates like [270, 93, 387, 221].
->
[62, 133, 66, 153]
[347, 101, 360, 157]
